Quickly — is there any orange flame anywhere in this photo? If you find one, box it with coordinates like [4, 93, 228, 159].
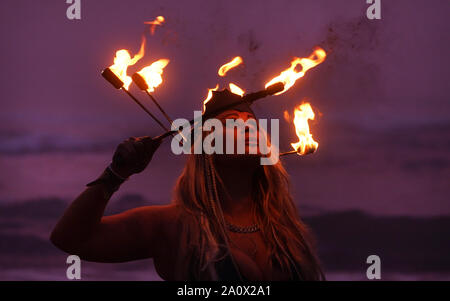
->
[229, 83, 245, 96]
[137, 59, 170, 92]
[144, 16, 165, 35]
[290, 103, 318, 155]
[218, 56, 243, 77]
[283, 110, 290, 122]
[109, 37, 146, 90]
[265, 47, 326, 95]
[203, 84, 219, 112]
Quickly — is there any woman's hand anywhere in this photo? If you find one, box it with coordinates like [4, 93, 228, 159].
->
[111, 136, 162, 178]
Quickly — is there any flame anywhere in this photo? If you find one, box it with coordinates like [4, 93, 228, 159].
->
[218, 56, 243, 77]
[265, 47, 326, 95]
[109, 37, 146, 90]
[137, 59, 170, 92]
[203, 84, 219, 112]
[283, 110, 290, 122]
[290, 103, 318, 155]
[144, 16, 165, 35]
[229, 83, 245, 96]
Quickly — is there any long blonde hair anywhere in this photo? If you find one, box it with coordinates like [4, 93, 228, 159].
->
[173, 153, 324, 280]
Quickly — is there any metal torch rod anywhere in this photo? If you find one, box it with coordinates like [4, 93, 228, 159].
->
[279, 150, 299, 156]
[132, 73, 174, 125]
[145, 90, 174, 125]
[144, 89, 186, 141]
[280, 147, 317, 157]
[131, 73, 182, 139]
[102, 68, 169, 132]
[121, 88, 169, 132]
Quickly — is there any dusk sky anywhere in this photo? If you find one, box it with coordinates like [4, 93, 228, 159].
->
[0, 0, 449, 216]
[1, 0, 450, 282]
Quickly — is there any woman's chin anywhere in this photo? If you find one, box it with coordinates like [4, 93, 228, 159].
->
[246, 144, 261, 155]
[214, 153, 261, 163]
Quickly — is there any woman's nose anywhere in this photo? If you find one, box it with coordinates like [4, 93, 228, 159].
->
[241, 122, 257, 135]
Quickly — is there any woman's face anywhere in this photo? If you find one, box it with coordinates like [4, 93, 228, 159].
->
[215, 109, 261, 156]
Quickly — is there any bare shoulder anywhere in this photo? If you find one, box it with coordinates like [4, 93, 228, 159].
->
[139, 203, 195, 280]
[132, 203, 193, 280]
[131, 202, 184, 229]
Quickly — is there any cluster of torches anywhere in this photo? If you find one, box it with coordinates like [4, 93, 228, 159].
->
[101, 16, 326, 157]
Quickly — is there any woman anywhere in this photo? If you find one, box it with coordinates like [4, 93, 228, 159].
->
[50, 90, 324, 281]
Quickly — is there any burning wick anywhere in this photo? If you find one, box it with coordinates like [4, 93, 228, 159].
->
[265, 47, 326, 95]
[132, 59, 172, 124]
[132, 63, 190, 141]
[103, 41, 169, 132]
[133, 73, 173, 124]
[280, 103, 318, 157]
[101, 68, 169, 132]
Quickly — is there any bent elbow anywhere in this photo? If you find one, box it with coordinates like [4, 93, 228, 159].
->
[49, 229, 67, 252]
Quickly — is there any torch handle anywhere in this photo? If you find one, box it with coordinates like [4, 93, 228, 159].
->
[153, 130, 175, 141]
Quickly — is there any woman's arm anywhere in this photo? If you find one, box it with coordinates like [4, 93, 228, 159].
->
[50, 136, 164, 262]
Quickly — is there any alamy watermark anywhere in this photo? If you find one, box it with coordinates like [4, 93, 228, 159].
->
[169, 112, 280, 165]
[66, 255, 81, 280]
[366, 0, 381, 20]
[65, 0, 380, 21]
[66, 0, 81, 20]
[366, 255, 381, 280]
[65, 253, 382, 280]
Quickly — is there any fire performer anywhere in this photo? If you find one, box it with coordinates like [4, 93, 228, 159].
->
[50, 89, 324, 281]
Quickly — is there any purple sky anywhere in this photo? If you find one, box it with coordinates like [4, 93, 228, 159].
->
[0, 0, 449, 216]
